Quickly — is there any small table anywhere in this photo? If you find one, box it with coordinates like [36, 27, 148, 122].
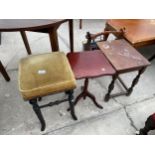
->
[0, 19, 74, 81]
[97, 39, 150, 101]
[105, 19, 155, 61]
[67, 50, 116, 114]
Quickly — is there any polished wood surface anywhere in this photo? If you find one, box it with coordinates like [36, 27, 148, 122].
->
[67, 50, 115, 79]
[67, 50, 115, 111]
[107, 19, 155, 47]
[0, 19, 74, 52]
[97, 39, 150, 73]
[0, 19, 68, 31]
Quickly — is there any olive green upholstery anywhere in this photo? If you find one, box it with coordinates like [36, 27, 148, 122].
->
[18, 52, 76, 100]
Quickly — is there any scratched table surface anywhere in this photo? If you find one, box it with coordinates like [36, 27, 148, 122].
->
[97, 39, 150, 72]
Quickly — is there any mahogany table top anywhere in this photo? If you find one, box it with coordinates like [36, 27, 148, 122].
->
[0, 19, 67, 31]
[67, 50, 115, 79]
[97, 39, 150, 73]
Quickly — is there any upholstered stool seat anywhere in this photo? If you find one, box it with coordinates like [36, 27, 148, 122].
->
[19, 52, 76, 100]
[18, 52, 77, 131]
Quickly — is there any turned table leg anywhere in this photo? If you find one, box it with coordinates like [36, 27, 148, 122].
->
[104, 74, 118, 101]
[29, 99, 46, 131]
[127, 67, 146, 96]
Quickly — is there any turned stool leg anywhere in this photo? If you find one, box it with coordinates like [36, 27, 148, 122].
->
[104, 74, 118, 101]
[68, 90, 78, 120]
[29, 99, 46, 131]
[139, 115, 155, 135]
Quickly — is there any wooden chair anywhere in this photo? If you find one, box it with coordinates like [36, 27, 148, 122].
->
[18, 52, 77, 131]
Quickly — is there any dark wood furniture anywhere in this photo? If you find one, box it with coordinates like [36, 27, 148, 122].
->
[0, 19, 74, 81]
[79, 19, 82, 29]
[97, 39, 150, 101]
[19, 52, 77, 131]
[0, 61, 10, 81]
[139, 113, 155, 135]
[67, 50, 116, 117]
[105, 19, 155, 61]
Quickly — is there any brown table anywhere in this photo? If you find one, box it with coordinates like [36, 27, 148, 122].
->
[97, 39, 150, 101]
[105, 19, 155, 61]
[0, 19, 74, 81]
[67, 50, 116, 115]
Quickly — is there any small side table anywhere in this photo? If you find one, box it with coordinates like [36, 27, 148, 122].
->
[67, 50, 116, 114]
[97, 39, 150, 101]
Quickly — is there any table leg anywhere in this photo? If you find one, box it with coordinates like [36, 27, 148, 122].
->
[20, 31, 32, 55]
[0, 32, 1, 45]
[48, 27, 59, 51]
[68, 19, 74, 52]
[79, 19, 82, 29]
[148, 54, 155, 62]
[127, 67, 146, 96]
[74, 78, 103, 109]
[104, 74, 118, 101]
[0, 61, 10, 82]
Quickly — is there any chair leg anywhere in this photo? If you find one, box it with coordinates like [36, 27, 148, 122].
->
[68, 90, 78, 120]
[139, 115, 155, 135]
[29, 99, 46, 131]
